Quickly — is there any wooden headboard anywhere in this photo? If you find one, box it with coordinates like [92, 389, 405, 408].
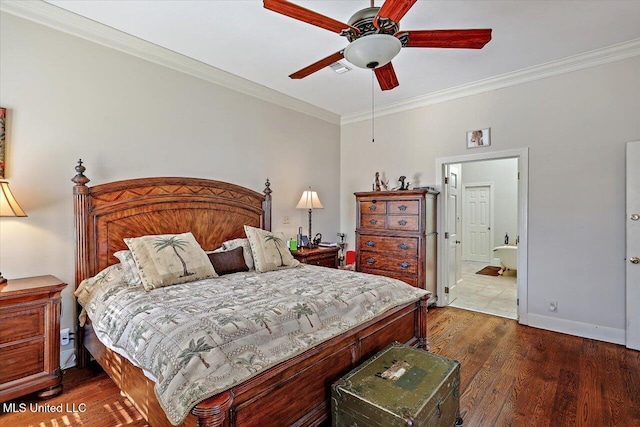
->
[71, 160, 271, 286]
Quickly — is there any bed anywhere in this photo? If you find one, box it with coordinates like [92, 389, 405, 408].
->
[71, 160, 430, 427]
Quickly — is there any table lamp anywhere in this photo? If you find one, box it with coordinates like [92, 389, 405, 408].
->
[296, 187, 323, 248]
[0, 181, 27, 283]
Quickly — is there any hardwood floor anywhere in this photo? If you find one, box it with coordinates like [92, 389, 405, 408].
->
[1, 307, 638, 426]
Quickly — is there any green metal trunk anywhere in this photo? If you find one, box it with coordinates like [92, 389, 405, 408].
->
[331, 342, 462, 426]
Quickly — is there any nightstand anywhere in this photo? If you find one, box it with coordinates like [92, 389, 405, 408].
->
[291, 246, 339, 269]
[0, 275, 68, 402]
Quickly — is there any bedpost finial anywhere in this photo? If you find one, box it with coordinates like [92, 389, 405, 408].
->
[72, 158, 90, 186]
[264, 178, 272, 197]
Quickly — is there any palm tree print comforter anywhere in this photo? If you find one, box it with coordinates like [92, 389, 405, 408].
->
[76, 263, 429, 425]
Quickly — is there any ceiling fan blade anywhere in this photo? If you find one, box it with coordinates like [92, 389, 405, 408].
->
[289, 51, 345, 79]
[374, 0, 417, 28]
[374, 62, 399, 91]
[402, 29, 492, 49]
[264, 0, 358, 35]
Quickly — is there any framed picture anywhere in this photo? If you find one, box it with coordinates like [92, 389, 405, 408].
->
[300, 235, 310, 247]
[466, 128, 491, 148]
[0, 107, 6, 179]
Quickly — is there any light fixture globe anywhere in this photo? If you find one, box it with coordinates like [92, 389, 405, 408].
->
[343, 34, 402, 69]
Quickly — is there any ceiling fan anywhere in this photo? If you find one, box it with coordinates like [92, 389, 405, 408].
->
[263, 0, 492, 91]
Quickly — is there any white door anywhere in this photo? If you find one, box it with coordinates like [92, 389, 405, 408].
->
[463, 184, 492, 262]
[627, 141, 640, 350]
[445, 164, 462, 305]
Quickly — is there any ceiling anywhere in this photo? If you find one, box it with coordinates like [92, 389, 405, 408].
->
[43, 1, 640, 117]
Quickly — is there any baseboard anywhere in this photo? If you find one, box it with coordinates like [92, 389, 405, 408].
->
[527, 313, 625, 345]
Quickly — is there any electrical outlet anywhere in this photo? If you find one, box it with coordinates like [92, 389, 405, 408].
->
[283, 215, 290, 224]
[549, 301, 558, 312]
[60, 328, 70, 346]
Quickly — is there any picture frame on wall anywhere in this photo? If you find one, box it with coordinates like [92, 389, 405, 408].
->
[0, 107, 6, 179]
[466, 128, 491, 148]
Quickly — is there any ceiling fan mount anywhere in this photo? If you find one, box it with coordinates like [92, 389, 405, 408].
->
[342, 7, 399, 42]
[263, 0, 492, 91]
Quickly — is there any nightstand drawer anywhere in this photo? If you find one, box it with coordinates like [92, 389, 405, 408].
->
[359, 235, 418, 254]
[0, 339, 45, 383]
[0, 305, 45, 345]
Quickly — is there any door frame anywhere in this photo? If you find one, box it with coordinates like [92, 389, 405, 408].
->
[436, 148, 529, 324]
[462, 182, 495, 263]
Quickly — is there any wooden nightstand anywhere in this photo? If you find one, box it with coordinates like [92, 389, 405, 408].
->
[0, 275, 67, 402]
[291, 246, 340, 269]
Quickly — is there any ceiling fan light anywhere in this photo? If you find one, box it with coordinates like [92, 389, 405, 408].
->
[343, 34, 402, 69]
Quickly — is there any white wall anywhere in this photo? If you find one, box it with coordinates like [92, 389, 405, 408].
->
[341, 56, 640, 343]
[462, 158, 518, 247]
[0, 13, 341, 356]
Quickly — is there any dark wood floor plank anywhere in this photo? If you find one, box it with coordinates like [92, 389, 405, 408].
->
[2, 306, 639, 427]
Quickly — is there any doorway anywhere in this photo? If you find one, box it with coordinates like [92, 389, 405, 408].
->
[436, 148, 529, 324]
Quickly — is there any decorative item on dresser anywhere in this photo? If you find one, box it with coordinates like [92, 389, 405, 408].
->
[291, 246, 340, 268]
[355, 189, 439, 303]
[0, 275, 67, 402]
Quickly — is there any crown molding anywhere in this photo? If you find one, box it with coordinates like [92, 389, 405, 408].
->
[341, 38, 640, 125]
[0, 0, 341, 125]
[3, 1, 638, 127]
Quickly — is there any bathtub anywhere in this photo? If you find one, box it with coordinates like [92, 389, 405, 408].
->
[493, 245, 517, 274]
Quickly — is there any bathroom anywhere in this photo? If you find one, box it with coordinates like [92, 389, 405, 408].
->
[449, 158, 519, 319]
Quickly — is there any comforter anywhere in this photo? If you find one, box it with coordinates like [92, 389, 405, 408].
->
[75, 263, 428, 425]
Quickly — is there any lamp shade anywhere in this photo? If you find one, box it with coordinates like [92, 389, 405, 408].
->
[343, 34, 402, 69]
[0, 181, 27, 217]
[296, 189, 323, 210]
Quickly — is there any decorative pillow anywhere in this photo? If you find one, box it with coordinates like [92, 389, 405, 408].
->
[243, 225, 300, 273]
[221, 238, 255, 270]
[114, 250, 143, 287]
[124, 232, 217, 291]
[207, 246, 249, 275]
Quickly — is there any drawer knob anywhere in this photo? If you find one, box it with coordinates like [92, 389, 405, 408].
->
[398, 205, 408, 211]
[398, 220, 408, 226]
[369, 205, 377, 211]
[366, 240, 376, 247]
[369, 219, 378, 225]
[399, 261, 410, 269]
[398, 243, 409, 250]
[366, 257, 376, 265]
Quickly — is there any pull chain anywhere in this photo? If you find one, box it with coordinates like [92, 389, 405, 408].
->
[371, 70, 375, 143]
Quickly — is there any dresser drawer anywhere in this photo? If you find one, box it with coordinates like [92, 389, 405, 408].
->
[359, 235, 418, 254]
[360, 214, 386, 229]
[360, 201, 386, 214]
[0, 339, 45, 383]
[386, 215, 419, 231]
[0, 305, 45, 345]
[359, 268, 419, 287]
[359, 252, 419, 275]
[387, 200, 419, 215]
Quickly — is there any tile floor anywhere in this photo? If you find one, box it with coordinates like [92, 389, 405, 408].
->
[448, 260, 518, 319]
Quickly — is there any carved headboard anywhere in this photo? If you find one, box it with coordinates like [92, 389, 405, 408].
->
[72, 160, 271, 285]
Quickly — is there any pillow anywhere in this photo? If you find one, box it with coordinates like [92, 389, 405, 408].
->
[124, 232, 217, 291]
[221, 238, 255, 270]
[207, 246, 249, 275]
[243, 225, 300, 273]
[114, 250, 143, 287]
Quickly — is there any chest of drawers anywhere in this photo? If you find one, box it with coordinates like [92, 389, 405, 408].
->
[355, 190, 438, 301]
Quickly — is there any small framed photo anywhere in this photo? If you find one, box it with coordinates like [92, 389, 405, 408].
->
[300, 235, 310, 247]
[466, 128, 491, 148]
